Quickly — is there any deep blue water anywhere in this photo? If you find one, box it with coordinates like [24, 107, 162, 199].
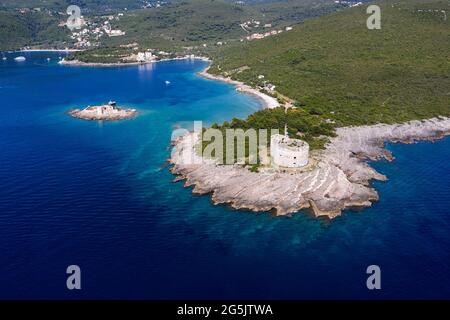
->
[0, 52, 449, 299]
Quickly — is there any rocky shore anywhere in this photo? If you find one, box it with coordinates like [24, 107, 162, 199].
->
[170, 117, 450, 218]
[59, 56, 211, 67]
[69, 104, 137, 121]
[59, 59, 139, 67]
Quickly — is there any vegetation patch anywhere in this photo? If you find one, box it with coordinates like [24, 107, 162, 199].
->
[209, 1, 450, 127]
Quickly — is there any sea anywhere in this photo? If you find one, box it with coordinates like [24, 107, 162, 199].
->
[0, 52, 449, 299]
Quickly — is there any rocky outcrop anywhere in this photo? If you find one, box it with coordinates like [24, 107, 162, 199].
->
[68, 105, 137, 121]
[170, 117, 450, 218]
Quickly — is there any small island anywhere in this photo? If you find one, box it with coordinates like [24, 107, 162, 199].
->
[68, 101, 137, 121]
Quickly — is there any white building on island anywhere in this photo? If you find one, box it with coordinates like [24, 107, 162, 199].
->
[70, 101, 137, 121]
[270, 134, 309, 168]
[95, 104, 115, 116]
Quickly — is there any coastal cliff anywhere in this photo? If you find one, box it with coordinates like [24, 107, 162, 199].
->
[170, 117, 450, 218]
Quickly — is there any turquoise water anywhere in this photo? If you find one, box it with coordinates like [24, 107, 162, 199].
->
[0, 52, 449, 299]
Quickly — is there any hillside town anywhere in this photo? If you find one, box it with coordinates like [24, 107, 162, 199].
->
[67, 13, 128, 49]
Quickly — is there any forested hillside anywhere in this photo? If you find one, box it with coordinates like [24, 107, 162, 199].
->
[210, 0, 450, 126]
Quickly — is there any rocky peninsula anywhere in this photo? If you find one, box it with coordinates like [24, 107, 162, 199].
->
[170, 117, 450, 219]
[59, 55, 211, 68]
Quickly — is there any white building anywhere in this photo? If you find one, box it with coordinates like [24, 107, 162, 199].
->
[270, 134, 309, 168]
[264, 83, 276, 92]
[136, 51, 155, 62]
[108, 29, 125, 36]
[144, 51, 153, 60]
[137, 52, 146, 62]
[96, 105, 114, 116]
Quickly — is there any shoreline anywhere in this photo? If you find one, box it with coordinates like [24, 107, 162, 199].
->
[59, 57, 278, 110]
[17, 49, 82, 52]
[197, 66, 279, 109]
[170, 117, 450, 219]
[68, 107, 137, 121]
[54, 53, 450, 218]
[59, 55, 211, 68]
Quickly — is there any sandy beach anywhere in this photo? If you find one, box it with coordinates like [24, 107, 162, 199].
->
[197, 66, 279, 109]
[60, 57, 279, 110]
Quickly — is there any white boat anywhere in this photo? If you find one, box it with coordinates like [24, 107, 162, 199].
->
[14, 56, 26, 62]
[165, 80, 171, 85]
[2, 57, 6, 61]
